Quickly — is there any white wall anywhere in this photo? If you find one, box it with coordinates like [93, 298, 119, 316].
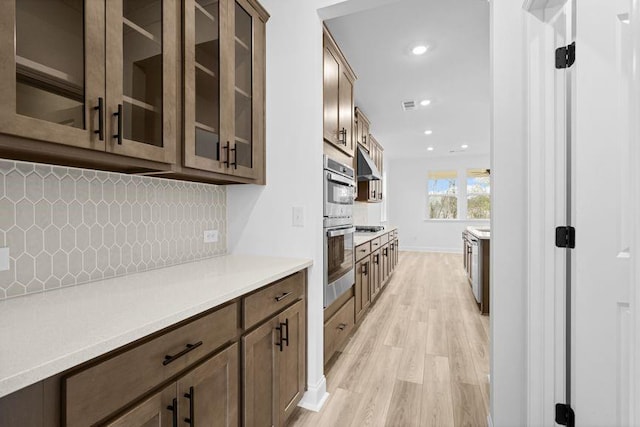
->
[490, 0, 528, 425]
[387, 154, 490, 253]
[227, 0, 346, 410]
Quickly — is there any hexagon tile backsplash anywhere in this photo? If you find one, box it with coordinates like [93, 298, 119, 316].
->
[0, 159, 227, 300]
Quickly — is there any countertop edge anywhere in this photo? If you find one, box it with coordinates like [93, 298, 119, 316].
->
[354, 226, 398, 246]
[0, 257, 312, 398]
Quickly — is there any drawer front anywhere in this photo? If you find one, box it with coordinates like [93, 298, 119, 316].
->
[380, 233, 389, 244]
[370, 237, 382, 252]
[64, 303, 238, 427]
[243, 271, 305, 329]
[355, 241, 371, 261]
[324, 297, 355, 363]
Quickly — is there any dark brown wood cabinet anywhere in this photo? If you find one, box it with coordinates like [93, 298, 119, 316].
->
[354, 256, 371, 323]
[0, 0, 269, 185]
[355, 107, 371, 152]
[107, 344, 239, 427]
[356, 135, 384, 202]
[183, 0, 267, 182]
[243, 299, 306, 427]
[0, 270, 307, 427]
[323, 28, 356, 157]
[0, 0, 178, 165]
[370, 249, 382, 301]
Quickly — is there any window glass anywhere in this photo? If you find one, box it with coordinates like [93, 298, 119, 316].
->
[467, 169, 491, 219]
[428, 170, 458, 219]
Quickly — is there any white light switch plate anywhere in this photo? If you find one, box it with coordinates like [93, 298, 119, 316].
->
[203, 230, 219, 243]
[0, 248, 9, 272]
[292, 206, 304, 227]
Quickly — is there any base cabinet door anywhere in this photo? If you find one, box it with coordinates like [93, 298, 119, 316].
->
[381, 244, 389, 284]
[105, 384, 176, 427]
[177, 343, 239, 427]
[243, 317, 279, 427]
[354, 257, 370, 322]
[243, 296, 306, 427]
[371, 250, 381, 300]
[278, 300, 306, 424]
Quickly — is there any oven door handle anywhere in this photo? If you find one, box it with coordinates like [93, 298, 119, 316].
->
[327, 227, 356, 237]
[327, 172, 355, 187]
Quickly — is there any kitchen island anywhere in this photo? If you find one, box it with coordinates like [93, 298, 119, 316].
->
[463, 226, 490, 314]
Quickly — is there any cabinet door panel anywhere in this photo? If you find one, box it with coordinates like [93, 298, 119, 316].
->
[105, 0, 177, 164]
[278, 300, 306, 424]
[105, 383, 175, 427]
[226, 0, 264, 180]
[355, 258, 370, 322]
[184, 0, 227, 173]
[0, 0, 105, 150]
[178, 343, 239, 427]
[243, 317, 279, 427]
[323, 45, 340, 145]
[338, 70, 354, 156]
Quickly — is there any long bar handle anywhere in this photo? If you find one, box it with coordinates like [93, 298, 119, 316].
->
[275, 291, 292, 302]
[163, 341, 203, 366]
[167, 398, 178, 427]
[184, 386, 194, 425]
[94, 97, 104, 141]
[113, 104, 123, 145]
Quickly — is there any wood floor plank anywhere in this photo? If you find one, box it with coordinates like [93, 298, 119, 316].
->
[426, 308, 448, 356]
[385, 380, 423, 427]
[396, 321, 428, 384]
[421, 380, 455, 427]
[451, 382, 487, 427]
[290, 252, 489, 427]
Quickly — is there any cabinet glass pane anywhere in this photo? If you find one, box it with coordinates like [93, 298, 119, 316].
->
[234, 2, 252, 168]
[15, 0, 85, 128]
[122, 0, 163, 146]
[195, 0, 220, 161]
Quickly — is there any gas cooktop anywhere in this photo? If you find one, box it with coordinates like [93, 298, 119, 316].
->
[355, 225, 385, 233]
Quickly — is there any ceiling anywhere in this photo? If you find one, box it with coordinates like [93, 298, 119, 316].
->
[325, 0, 490, 160]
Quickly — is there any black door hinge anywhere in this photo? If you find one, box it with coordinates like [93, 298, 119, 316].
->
[555, 226, 576, 248]
[555, 403, 575, 426]
[556, 42, 576, 69]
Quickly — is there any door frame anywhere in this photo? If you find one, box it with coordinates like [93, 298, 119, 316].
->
[524, 0, 640, 425]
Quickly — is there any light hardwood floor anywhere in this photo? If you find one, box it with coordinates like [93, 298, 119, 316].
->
[289, 251, 490, 427]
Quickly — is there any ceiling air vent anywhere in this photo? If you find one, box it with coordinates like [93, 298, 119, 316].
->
[401, 100, 417, 111]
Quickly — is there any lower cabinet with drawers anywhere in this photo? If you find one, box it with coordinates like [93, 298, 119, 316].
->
[0, 270, 307, 427]
[323, 229, 399, 366]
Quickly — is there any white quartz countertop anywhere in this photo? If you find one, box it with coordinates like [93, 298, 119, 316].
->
[466, 226, 490, 240]
[0, 254, 312, 398]
[354, 226, 398, 246]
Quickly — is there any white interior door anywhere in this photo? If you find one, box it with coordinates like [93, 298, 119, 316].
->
[572, 0, 636, 425]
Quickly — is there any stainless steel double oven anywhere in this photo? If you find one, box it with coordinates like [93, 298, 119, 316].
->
[323, 155, 355, 308]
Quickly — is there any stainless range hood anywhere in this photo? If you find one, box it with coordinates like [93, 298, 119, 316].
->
[356, 146, 382, 181]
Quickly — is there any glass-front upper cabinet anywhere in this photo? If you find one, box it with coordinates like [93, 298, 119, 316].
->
[184, 0, 225, 173]
[185, 0, 267, 181]
[105, 0, 177, 164]
[0, 0, 105, 150]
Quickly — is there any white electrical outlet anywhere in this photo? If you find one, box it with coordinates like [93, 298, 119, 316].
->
[203, 230, 219, 243]
[292, 206, 304, 227]
[0, 248, 9, 272]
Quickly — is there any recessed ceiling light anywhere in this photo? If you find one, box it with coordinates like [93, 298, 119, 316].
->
[420, 99, 431, 106]
[412, 45, 428, 55]
[461, 144, 469, 149]
[424, 130, 433, 135]
[427, 147, 434, 151]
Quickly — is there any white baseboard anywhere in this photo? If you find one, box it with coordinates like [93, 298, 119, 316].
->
[298, 376, 329, 412]
[399, 246, 463, 254]
[487, 414, 494, 427]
